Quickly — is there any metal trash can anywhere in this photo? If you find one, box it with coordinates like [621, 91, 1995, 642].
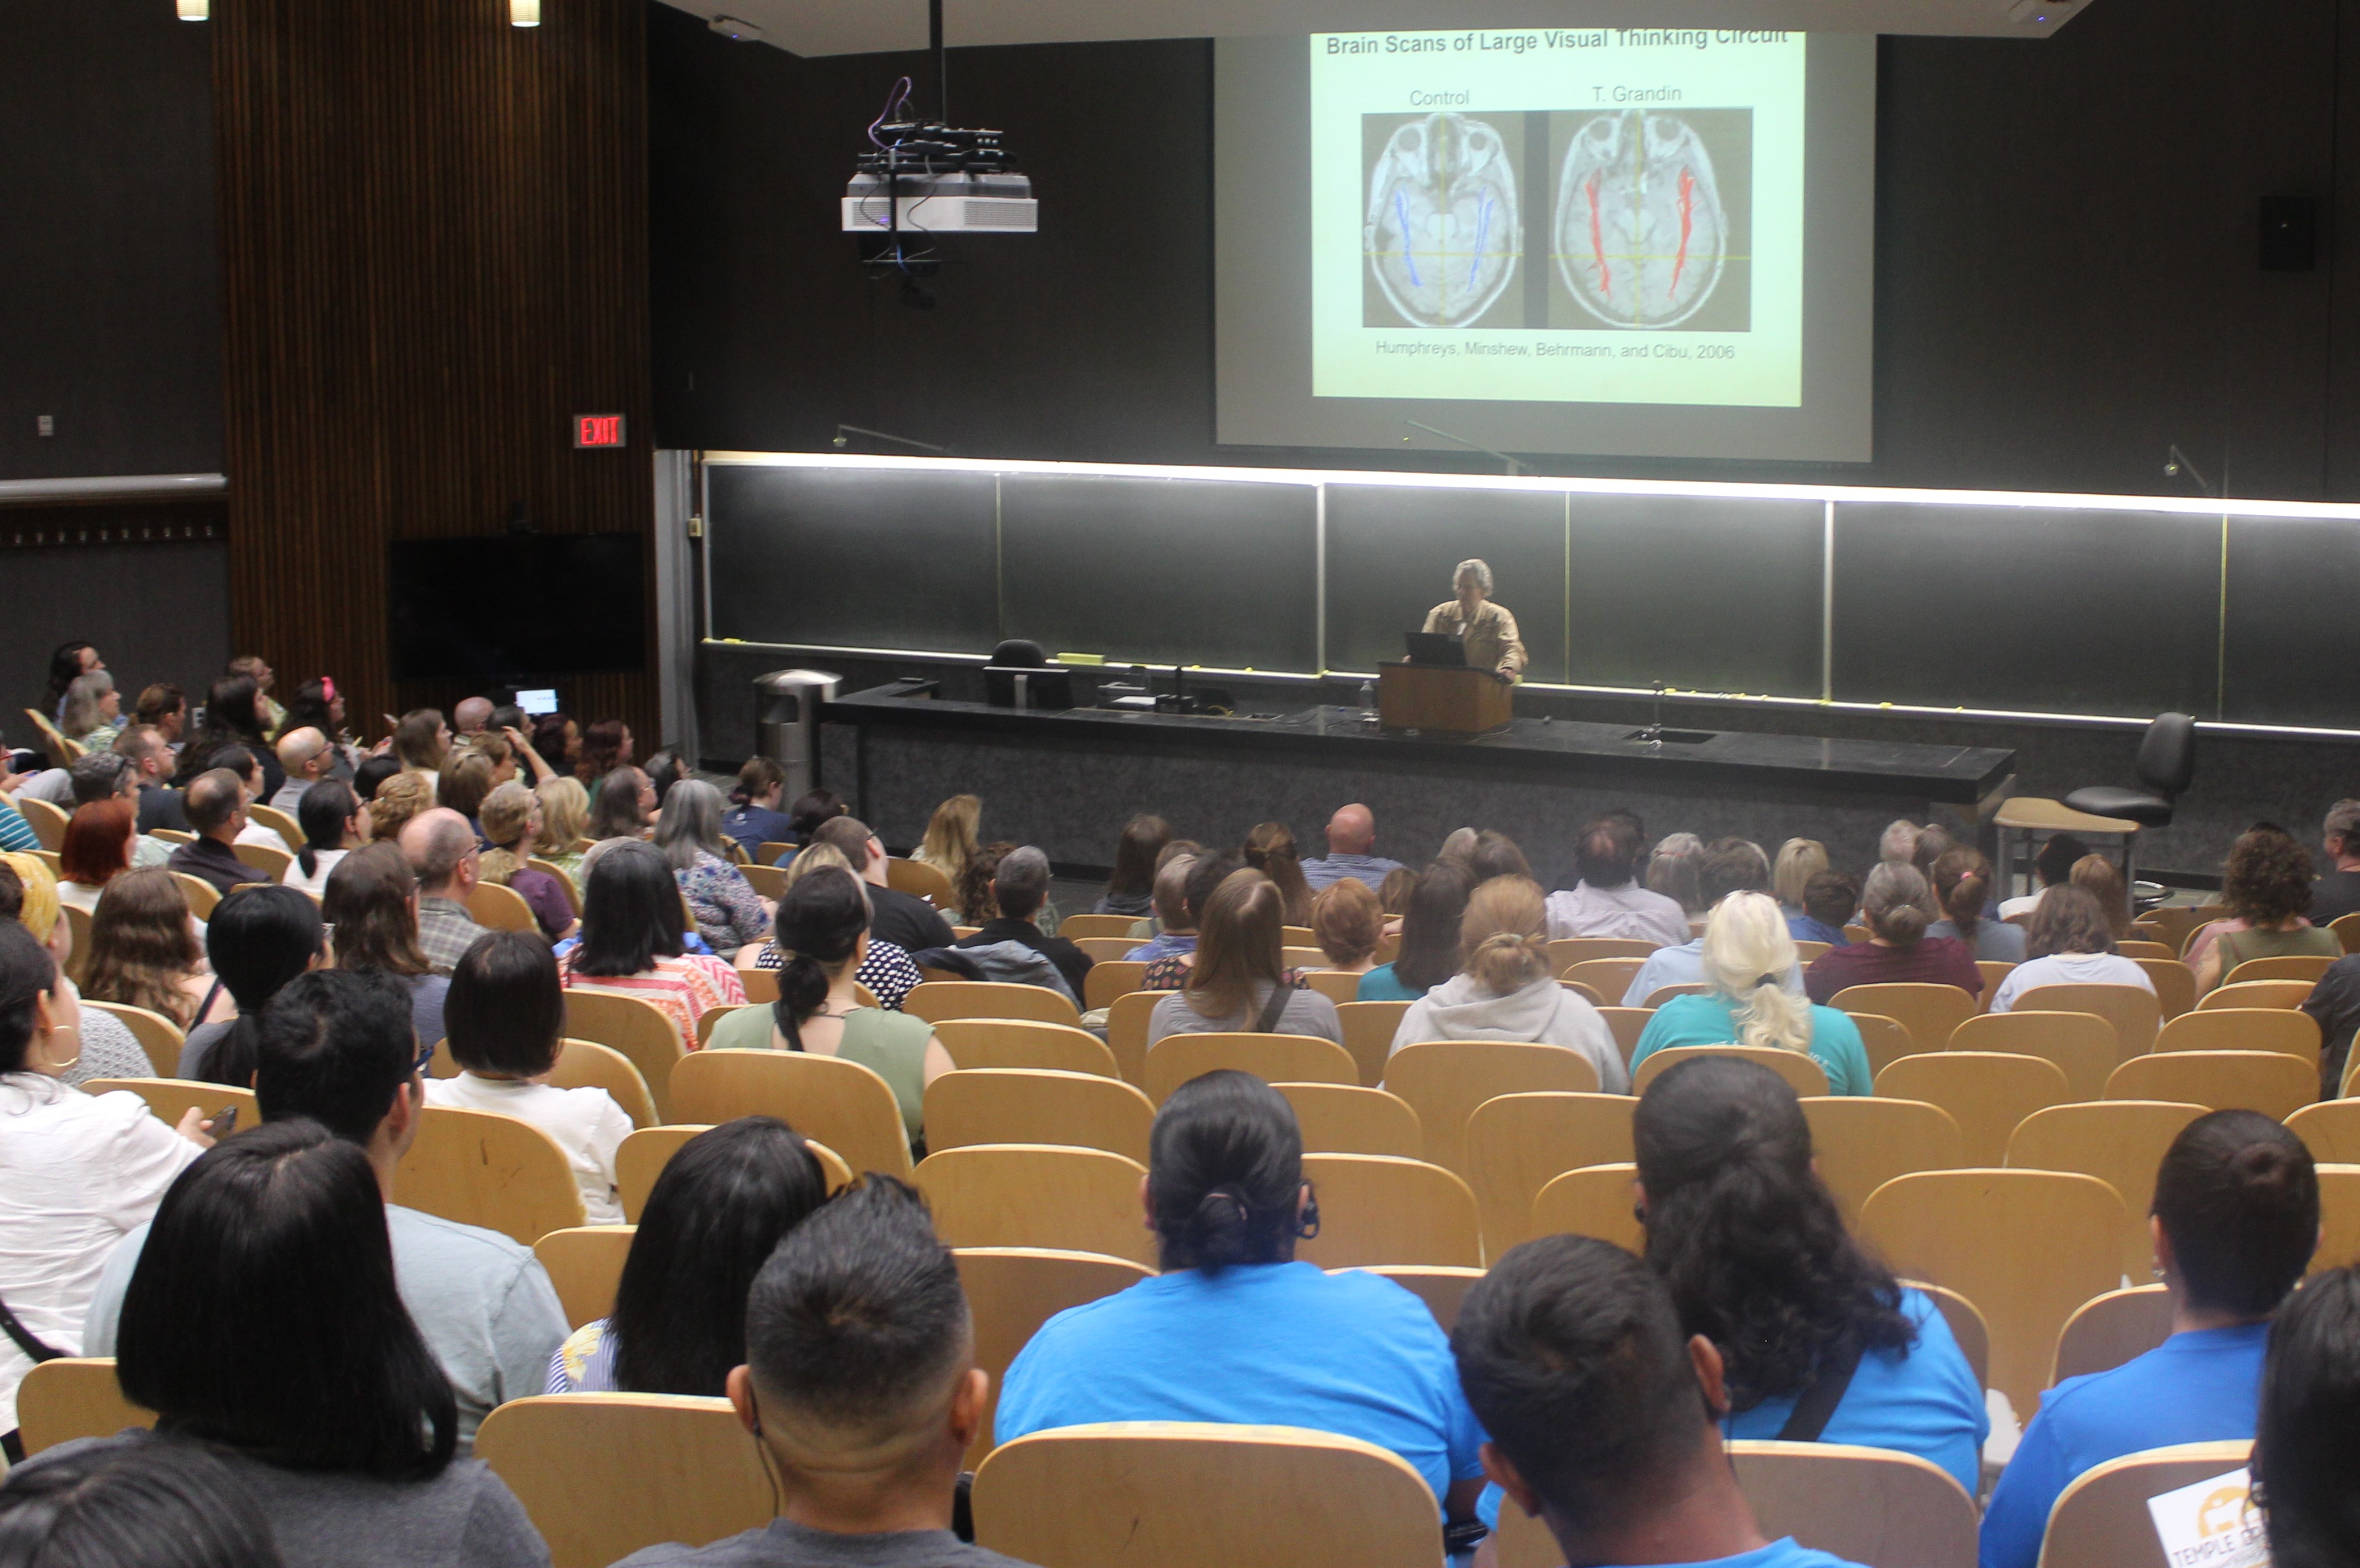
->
[752, 669, 840, 802]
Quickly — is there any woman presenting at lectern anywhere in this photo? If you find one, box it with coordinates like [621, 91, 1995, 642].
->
[1421, 559, 1527, 684]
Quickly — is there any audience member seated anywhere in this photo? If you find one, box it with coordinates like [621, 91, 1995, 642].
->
[1360, 860, 1475, 1003]
[2304, 947, 2360, 1099]
[1772, 838, 1829, 921]
[913, 793, 984, 888]
[322, 843, 452, 1052]
[656, 779, 771, 957]
[1788, 869, 1858, 949]
[474, 782, 577, 941]
[950, 839, 1011, 927]
[531, 711, 581, 776]
[1093, 812, 1168, 917]
[392, 707, 451, 774]
[362, 766, 436, 849]
[575, 717, 632, 785]
[1981, 1110, 2319, 1568]
[1124, 852, 1200, 963]
[1147, 871, 1340, 1045]
[71, 752, 171, 869]
[426, 931, 630, 1224]
[720, 757, 794, 858]
[0, 918, 206, 1459]
[1997, 832, 2088, 921]
[284, 778, 362, 897]
[450, 695, 493, 738]
[560, 841, 745, 1049]
[1801, 863, 1981, 1006]
[747, 844, 923, 1011]
[998, 1071, 1483, 1524]
[1634, 895, 1874, 1095]
[167, 769, 272, 897]
[1907, 823, 1956, 900]
[113, 723, 189, 833]
[0, 855, 151, 1085]
[1244, 820, 1317, 926]
[1469, 830, 1535, 886]
[207, 746, 295, 853]
[269, 726, 337, 812]
[1378, 864, 1418, 920]
[1926, 847, 2026, 962]
[2309, 799, 2360, 926]
[1301, 802, 1406, 893]
[2255, 1263, 2360, 1565]
[79, 1120, 547, 1564]
[531, 775, 592, 879]
[644, 751, 687, 814]
[0, 789, 37, 855]
[1987, 884, 2156, 1013]
[180, 884, 323, 1085]
[550, 1117, 828, 1394]
[399, 809, 488, 975]
[951, 846, 1091, 1001]
[1139, 850, 1243, 989]
[1547, 815, 1692, 946]
[588, 764, 655, 843]
[45, 641, 103, 723]
[435, 749, 497, 831]
[1648, 832, 1707, 915]
[133, 679, 185, 746]
[0, 1435, 286, 1568]
[179, 677, 283, 801]
[2070, 853, 2135, 943]
[1457, 1233, 1873, 1568]
[58, 669, 123, 750]
[2191, 827, 2341, 995]
[353, 750, 401, 802]
[1636, 1058, 1981, 1483]
[616, 1177, 1034, 1568]
[279, 677, 358, 781]
[227, 654, 286, 735]
[84, 866, 228, 1030]
[1310, 876, 1384, 975]
[1390, 875, 1625, 1087]
[1879, 818, 1921, 867]
[84, 970, 572, 1454]
[1626, 842, 1803, 1007]
[57, 797, 140, 912]
[808, 816, 957, 956]
[786, 787, 848, 845]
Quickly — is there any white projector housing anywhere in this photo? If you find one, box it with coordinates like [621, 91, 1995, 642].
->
[842, 173, 1039, 234]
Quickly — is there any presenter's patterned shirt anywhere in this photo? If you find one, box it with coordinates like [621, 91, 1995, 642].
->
[1421, 598, 1528, 681]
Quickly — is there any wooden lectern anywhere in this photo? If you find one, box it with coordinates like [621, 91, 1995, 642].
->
[1376, 662, 1513, 734]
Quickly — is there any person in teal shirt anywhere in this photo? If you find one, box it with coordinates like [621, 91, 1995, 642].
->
[1356, 861, 1474, 1004]
[1629, 892, 1873, 1095]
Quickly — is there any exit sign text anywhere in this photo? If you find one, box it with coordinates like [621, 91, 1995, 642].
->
[573, 414, 626, 449]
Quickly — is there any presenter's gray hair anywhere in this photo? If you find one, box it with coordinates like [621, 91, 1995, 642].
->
[1453, 559, 1494, 594]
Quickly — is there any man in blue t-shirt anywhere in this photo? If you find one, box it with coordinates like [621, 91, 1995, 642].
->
[1454, 1235, 1867, 1568]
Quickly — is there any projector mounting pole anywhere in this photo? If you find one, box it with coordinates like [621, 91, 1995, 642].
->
[931, 0, 947, 122]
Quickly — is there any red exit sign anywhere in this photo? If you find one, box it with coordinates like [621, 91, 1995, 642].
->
[573, 414, 626, 449]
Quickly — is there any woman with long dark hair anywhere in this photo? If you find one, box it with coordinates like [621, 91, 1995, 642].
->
[282, 779, 362, 897]
[560, 840, 742, 1051]
[173, 676, 279, 799]
[179, 884, 322, 1086]
[1356, 859, 1474, 1002]
[547, 1117, 829, 1394]
[2256, 1266, 2360, 1567]
[1634, 1057, 1983, 1490]
[1094, 814, 1168, 919]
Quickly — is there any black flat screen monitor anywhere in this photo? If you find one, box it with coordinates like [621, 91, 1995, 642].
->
[985, 666, 1074, 710]
[388, 535, 645, 682]
[1404, 631, 1469, 668]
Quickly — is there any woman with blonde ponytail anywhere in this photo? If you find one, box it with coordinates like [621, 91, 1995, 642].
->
[1384, 875, 1626, 1090]
[1632, 892, 1874, 1094]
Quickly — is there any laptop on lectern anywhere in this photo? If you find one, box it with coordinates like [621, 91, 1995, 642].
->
[1404, 632, 1469, 668]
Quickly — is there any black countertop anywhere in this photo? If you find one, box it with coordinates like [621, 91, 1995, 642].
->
[827, 684, 2017, 804]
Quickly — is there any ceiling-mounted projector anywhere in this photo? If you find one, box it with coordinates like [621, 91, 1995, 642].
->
[842, 115, 1038, 236]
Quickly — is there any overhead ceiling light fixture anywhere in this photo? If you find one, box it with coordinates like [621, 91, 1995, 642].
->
[511, 0, 541, 25]
[177, 0, 208, 18]
[708, 15, 764, 40]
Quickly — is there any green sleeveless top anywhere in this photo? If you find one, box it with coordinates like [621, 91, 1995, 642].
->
[702, 1004, 932, 1142]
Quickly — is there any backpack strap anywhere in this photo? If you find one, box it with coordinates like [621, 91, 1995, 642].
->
[0, 1292, 62, 1367]
[1252, 982, 1292, 1034]
[1775, 1341, 1866, 1443]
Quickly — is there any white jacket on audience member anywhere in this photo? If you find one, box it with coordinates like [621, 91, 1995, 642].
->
[1386, 973, 1629, 1092]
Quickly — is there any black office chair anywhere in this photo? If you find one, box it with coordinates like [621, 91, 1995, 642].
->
[2064, 713, 2195, 873]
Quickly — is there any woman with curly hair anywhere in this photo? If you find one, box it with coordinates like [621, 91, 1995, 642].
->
[2192, 827, 2341, 996]
[1634, 1056, 1985, 1492]
[575, 719, 633, 786]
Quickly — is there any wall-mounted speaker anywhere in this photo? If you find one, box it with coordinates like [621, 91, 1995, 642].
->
[2260, 195, 2318, 272]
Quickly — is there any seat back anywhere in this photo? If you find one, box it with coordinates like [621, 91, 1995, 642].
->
[244, 801, 303, 852]
[546, 1037, 658, 1128]
[1104, 990, 1161, 1086]
[2198, 979, 2314, 1011]
[932, 1018, 1120, 1077]
[1829, 983, 1978, 1057]
[1874, 1052, 2072, 1167]
[82, 1078, 256, 1136]
[1799, 1097, 1964, 1220]
[2132, 958, 2197, 1020]
[2288, 1099, 2360, 1164]
[2154, 1007, 2320, 1065]
[903, 980, 1082, 1029]
[1058, 913, 1138, 939]
[1335, 1000, 1411, 1087]
[615, 1124, 711, 1221]
[1859, 1169, 2127, 1418]
[1530, 1163, 1644, 1253]
[1632, 1044, 1828, 1098]
[1069, 936, 1137, 963]
[1142, 1031, 1356, 1104]
[1338, 1265, 1486, 1333]
[2315, 1163, 2360, 1275]
[1845, 1012, 1916, 1078]
[2105, 1049, 2314, 1119]
[973, 1422, 1443, 1568]
[1641, 982, 1710, 1007]
[171, 872, 218, 918]
[1465, 1092, 1637, 1259]
[2006, 1100, 2209, 1273]
[534, 1225, 637, 1328]
[1949, 1009, 2120, 1099]
[913, 1144, 1156, 1267]
[475, 1394, 773, 1568]
[232, 840, 292, 880]
[738, 863, 785, 900]
[1301, 970, 1362, 1005]
[529, 857, 582, 912]
[1272, 1082, 1423, 1157]
[924, 1069, 1155, 1163]
[2135, 711, 2198, 797]
[670, 1048, 915, 1179]
[954, 1247, 1152, 1467]
[1547, 937, 1658, 968]
[1294, 1152, 1480, 1268]
[15, 1358, 153, 1456]
[17, 795, 67, 850]
[731, 963, 778, 1004]
[2223, 953, 2337, 987]
[2039, 1441, 2254, 1568]
[59, 902, 91, 986]
[82, 999, 186, 1076]
[2116, 941, 2177, 961]
[2052, 1283, 2174, 1384]
[468, 879, 539, 933]
[1382, 1040, 1600, 1175]
[1563, 956, 1646, 1001]
[2333, 910, 2360, 954]
[2015, 983, 2162, 1057]
[884, 856, 953, 905]
[392, 1104, 585, 1244]
[1975, 961, 2016, 1009]
[1596, 1006, 1651, 1066]
[562, 990, 687, 1119]
[1082, 960, 1149, 1012]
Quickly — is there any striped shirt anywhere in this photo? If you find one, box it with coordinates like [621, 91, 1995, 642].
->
[559, 951, 746, 1050]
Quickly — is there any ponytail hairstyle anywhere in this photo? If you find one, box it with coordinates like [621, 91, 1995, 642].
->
[1243, 822, 1314, 926]
[295, 779, 358, 880]
[1146, 1070, 1306, 1273]
[1699, 892, 1813, 1055]
[769, 867, 870, 1050]
[1458, 875, 1551, 994]
[2153, 1109, 2319, 1319]
[1859, 861, 1931, 947]
[1633, 1057, 1914, 1412]
[1929, 847, 1992, 945]
[732, 755, 787, 810]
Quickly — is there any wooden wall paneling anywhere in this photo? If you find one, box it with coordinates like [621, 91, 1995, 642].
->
[214, 0, 659, 748]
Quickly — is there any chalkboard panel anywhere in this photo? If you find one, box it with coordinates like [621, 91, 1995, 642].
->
[996, 473, 1317, 670]
[1569, 495, 1825, 698]
[1325, 486, 1567, 683]
[1831, 502, 2219, 719]
[706, 465, 998, 654]
[2222, 512, 2360, 728]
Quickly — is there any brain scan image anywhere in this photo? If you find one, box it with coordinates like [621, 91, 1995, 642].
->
[1364, 114, 1520, 328]
[1554, 110, 1727, 329]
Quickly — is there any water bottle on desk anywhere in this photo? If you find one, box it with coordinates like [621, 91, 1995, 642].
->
[1359, 678, 1378, 727]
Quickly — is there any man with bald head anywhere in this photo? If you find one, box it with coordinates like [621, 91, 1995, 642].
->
[167, 767, 272, 895]
[400, 807, 487, 974]
[453, 696, 495, 738]
[269, 726, 337, 812]
[1301, 803, 1405, 892]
